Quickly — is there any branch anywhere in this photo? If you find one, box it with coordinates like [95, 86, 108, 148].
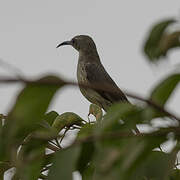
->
[0, 58, 24, 79]
[0, 76, 179, 122]
[46, 143, 60, 152]
[52, 127, 180, 153]
[125, 92, 180, 121]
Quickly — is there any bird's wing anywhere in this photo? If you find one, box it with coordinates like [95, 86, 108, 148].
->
[85, 62, 129, 103]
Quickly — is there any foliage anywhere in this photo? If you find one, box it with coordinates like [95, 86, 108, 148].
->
[144, 19, 180, 61]
[0, 15, 180, 180]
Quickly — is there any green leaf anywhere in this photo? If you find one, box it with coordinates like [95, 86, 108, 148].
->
[77, 123, 94, 139]
[0, 75, 64, 161]
[150, 73, 180, 106]
[44, 111, 59, 126]
[42, 153, 55, 168]
[8, 75, 63, 137]
[81, 164, 95, 180]
[48, 146, 80, 180]
[144, 19, 177, 61]
[76, 124, 95, 174]
[0, 114, 4, 129]
[159, 31, 180, 57]
[52, 112, 84, 133]
[76, 142, 95, 174]
[0, 162, 12, 178]
[142, 73, 180, 122]
[170, 169, 180, 179]
[93, 135, 167, 180]
[97, 103, 142, 135]
[130, 151, 175, 180]
[89, 102, 168, 180]
[15, 135, 47, 180]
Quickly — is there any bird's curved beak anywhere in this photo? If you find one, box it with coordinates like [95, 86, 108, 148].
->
[56, 40, 72, 48]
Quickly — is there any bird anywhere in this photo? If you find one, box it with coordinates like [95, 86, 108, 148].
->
[56, 35, 129, 112]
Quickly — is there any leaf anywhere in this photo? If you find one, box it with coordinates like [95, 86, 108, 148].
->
[93, 134, 167, 180]
[0, 114, 3, 129]
[42, 153, 54, 167]
[130, 151, 175, 180]
[77, 123, 94, 139]
[35, 111, 60, 140]
[44, 111, 59, 126]
[89, 104, 103, 122]
[81, 164, 95, 180]
[150, 73, 180, 106]
[170, 169, 180, 179]
[48, 146, 80, 180]
[97, 103, 143, 135]
[76, 142, 95, 174]
[0, 75, 64, 161]
[0, 162, 11, 178]
[52, 112, 84, 133]
[142, 73, 180, 122]
[159, 31, 180, 57]
[8, 75, 63, 137]
[15, 135, 47, 180]
[144, 19, 178, 61]
[89, 102, 168, 180]
[76, 124, 95, 174]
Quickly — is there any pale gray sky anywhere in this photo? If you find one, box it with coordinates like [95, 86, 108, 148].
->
[0, 1, 180, 179]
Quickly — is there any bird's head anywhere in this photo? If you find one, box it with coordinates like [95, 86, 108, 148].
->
[57, 35, 97, 54]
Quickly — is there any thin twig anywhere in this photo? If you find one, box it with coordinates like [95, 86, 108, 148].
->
[44, 127, 180, 154]
[41, 165, 52, 173]
[70, 125, 81, 130]
[46, 143, 60, 152]
[125, 92, 180, 122]
[66, 127, 180, 149]
[60, 128, 69, 144]
[159, 145, 163, 152]
[55, 138, 61, 148]
[39, 173, 47, 180]
[49, 140, 60, 148]
[0, 58, 24, 79]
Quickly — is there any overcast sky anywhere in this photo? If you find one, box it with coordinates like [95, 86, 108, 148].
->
[0, 1, 180, 179]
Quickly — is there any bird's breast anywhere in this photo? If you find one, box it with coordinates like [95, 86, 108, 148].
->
[76, 60, 113, 110]
[77, 62, 88, 85]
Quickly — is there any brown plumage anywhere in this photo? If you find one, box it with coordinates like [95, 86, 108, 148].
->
[57, 35, 129, 111]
